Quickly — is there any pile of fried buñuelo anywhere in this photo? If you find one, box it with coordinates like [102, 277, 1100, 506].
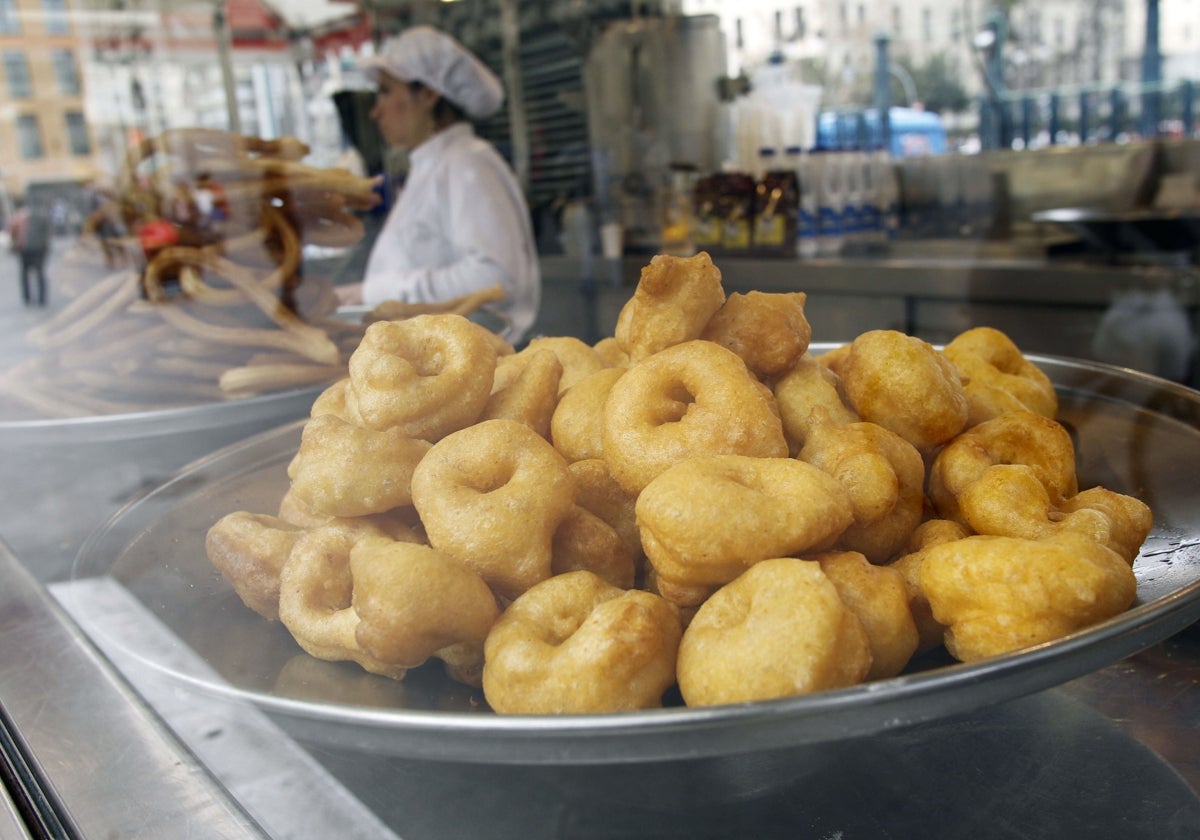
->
[206, 252, 1152, 713]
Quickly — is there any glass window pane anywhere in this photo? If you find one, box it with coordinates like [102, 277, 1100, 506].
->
[53, 48, 81, 95]
[43, 0, 69, 34]
[65, 111, 90, 154]
[0, 0, 19, 36]
[4, 50, 32, 98]
[17, 113, 43, 158]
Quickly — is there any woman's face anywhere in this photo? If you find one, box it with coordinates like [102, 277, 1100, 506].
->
[370, 73, 438, 151]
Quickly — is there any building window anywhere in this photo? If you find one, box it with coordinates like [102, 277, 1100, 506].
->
[951, 9, 961, 42]
[65, 111, 90, 155]
[1054, 17, 1064, 49]
[17, 114, 43, 159]
[4, 51, 33, 98]
[922, 7, 932, 41]
[0, 0, 18, 35]
[892, 5, 902, 36]
[794, 6, 806, 40]
[52, 49, 81, 95]
[43, 0, 68, 34]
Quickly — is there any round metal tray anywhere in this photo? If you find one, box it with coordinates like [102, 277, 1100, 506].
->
[1, 383, 325, 583]
[68, 354, 1200, 765]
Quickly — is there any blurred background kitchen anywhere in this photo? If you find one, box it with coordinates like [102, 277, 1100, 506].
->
[1, 0, 1198, 383]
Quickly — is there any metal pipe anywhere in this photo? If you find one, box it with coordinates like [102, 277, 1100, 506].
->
[1141, 0, 1162, 136]
[499, 0, 529, 193]
[213, 1, 241, 134]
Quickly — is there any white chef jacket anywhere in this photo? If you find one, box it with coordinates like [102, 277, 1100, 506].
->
[361, 122, 540, 344]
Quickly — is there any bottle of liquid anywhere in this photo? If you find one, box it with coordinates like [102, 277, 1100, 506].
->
[874, 149, 900, 241]
[842, 148, 863, 251]
[788, 145, 818, 259]
[815, 149, 844, 257]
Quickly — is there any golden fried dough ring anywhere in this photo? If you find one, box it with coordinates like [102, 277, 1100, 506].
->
[772, 353, 859, 454]
[522, 336, 610, 393]
[956, 464, 1152, 563]
[887, 519, 971, 653]
[277, 522, 410, 680]
[927, 408, 1079, 524]
[275, 486, 423, 539]
[838, 330, 969, 453]
[286, 414, 432, 518]
[602, 340, 788, 495]
[349, 537, 500, 687]
[482, 570, 681, 713]
[943, 326, 1058, 426]
[206, 511, 306, 620]
[550, 367, 624, 462]
[567, 458, 643, 566]
[592, 336, 630, 368]
[347, 314, 497, 440]
[480, 348, 562, 439]
[676, 557, 871, 706]
[700, 290, 812, 379]
[614, 252, 726, 362]
[411, 419, 576, 599]
[812, 551, 919, 680]
[920, 531, 1137, 662]
[550, 505, 637, 590]
[636, 455, 854, 606]
[799, 409, 926, 563]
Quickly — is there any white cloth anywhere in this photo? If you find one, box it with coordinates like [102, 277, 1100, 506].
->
[362, 26, 504, 120]
[361, 122, 540, 344]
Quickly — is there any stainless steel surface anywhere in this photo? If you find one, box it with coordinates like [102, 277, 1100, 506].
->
[48, 565, 1200, 838]
[64, 354, 1200, 765]
[0, 786, 32, 840]
[0, 539, 266, 839]
[0, 385, 321, 584]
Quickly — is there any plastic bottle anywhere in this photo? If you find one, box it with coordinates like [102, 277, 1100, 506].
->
[788, 146, 818, 259]
[874, 149, 900, 242]
[859, 148, 881, 246]
[841, 148, 863, 250]
[815, 149, 844, 256]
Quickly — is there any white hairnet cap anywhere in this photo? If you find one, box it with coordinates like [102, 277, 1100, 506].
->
[363, 26, 504, 120]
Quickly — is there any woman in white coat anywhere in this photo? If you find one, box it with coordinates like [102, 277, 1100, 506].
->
[341, 26, 540, 344]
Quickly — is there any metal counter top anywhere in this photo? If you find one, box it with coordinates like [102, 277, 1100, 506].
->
[540, 251, 1200, 307]
[1, 535, 1197, 839]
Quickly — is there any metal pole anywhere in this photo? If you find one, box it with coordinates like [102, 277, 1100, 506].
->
[1141, 0, 1162, 137]
[873, 33, 892, 153]
[499, 0, 529, 193]
[213, 1, 241, 134]
[1110, 86, 1123, 140]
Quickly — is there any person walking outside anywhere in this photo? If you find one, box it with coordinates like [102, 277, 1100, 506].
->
[8, 199, 51, 306]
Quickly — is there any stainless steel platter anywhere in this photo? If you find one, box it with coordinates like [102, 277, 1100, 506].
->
[67, 354, 1200, 765]
[1, 383, 325, 583]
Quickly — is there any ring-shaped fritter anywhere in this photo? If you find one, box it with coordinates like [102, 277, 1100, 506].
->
[482, 570, 681, 714]
[602, 340, 788, 495]
[927, 408, 1079, 524]
[411, 418, 576, 600]
[636, 454, 854, 606]
[347, 313, 497, 440]
[942, 326, 1058, 427]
